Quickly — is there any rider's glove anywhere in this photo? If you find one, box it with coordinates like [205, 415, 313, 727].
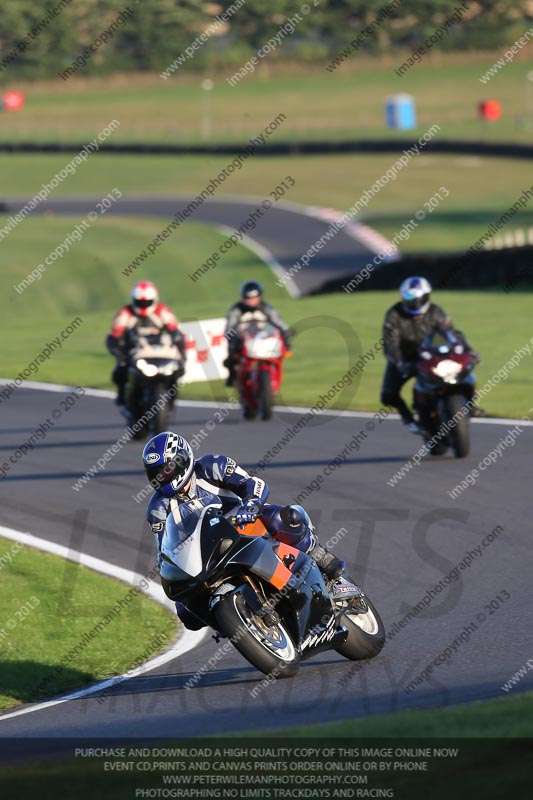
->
[235, 499, 261, 525]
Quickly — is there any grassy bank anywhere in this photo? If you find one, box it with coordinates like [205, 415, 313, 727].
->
[1, 216, 531, 418]
[0, 537, 176, 711]
[279, 691, 533, 738]
[3, 56, 533, 144]
[0, 692, 531, 799]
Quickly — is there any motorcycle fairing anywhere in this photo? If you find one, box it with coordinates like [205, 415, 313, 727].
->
[160, 507, 295, 590]
[278, 554, 346, 657]
[415, 339, 476, 394]
[226, 535, 296, 591]
[159, 505, 348, 657]
[238, 322, 286, 402]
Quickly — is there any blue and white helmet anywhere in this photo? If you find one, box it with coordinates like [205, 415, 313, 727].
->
[142, 432, 194, 498]
[400, 276, 432, 315]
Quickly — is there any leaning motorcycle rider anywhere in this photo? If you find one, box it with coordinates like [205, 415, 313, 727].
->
[223, 280, 293, 387]
[380, 276, 482, 433]
[143, 431, 345, 630]
[106, 280, 186, 408]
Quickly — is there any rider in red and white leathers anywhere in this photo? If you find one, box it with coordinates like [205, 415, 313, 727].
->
[106, 280, 186, 405]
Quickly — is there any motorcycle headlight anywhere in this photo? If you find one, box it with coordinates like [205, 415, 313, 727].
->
[136, 359, 158, 377]
[432, 359, 462, 383]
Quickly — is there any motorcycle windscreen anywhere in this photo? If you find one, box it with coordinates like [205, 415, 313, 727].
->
[160, 504, 216, 579]
[242, 323, 284, 360]
[132, 332, 180, 361]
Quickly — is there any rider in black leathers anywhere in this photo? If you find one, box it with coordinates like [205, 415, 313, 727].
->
[380, 277, 480, 431]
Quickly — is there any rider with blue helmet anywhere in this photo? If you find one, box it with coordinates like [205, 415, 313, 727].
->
[142, 431, 344, 630]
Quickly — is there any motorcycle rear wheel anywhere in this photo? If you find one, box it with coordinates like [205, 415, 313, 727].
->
[215, 590, 299, 678]
[152, 381, 170, 435]
[425, 436, 448, 456]
[258, 369, 273, 421]
[335, 593, 385, 661]
[128, 403, 149, 439]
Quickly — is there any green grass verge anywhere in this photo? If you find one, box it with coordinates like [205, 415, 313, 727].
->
[0, 537, 176, 711]
[275, 691, 533, 738]
[2, 216, 531, 418]
[4, 56, 533, 145]
[0, 693, 531, 799]
[259, 693, 533, 799]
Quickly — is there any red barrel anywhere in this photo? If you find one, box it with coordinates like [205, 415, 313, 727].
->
[3, 90, 25, 112]
[479, 99, 501, 121]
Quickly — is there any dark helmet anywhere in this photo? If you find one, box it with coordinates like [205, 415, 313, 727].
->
[279, 504, 312, 536]
[142, 432, 194, 498]
[241, 280, 263, 300]
[400, 276, 432, 316]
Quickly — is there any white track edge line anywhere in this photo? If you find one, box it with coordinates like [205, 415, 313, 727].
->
[0, 525, 207, 723]
[1, 378, 531, 427]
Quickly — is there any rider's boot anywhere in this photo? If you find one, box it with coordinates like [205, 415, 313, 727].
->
[307, 542, 345, 580]
[223, 357, 236, 387]
[115, 383, 126, 407]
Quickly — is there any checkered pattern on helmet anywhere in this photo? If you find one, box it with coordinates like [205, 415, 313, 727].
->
[164, 433, 182, 461]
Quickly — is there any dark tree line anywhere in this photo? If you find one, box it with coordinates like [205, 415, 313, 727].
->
[0, 0, 530, 79]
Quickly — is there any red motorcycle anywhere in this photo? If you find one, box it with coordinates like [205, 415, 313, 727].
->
[413, 336, 478, 458]
[236, 322, 288, 420]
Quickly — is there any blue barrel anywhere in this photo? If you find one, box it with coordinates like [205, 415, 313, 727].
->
[385, 94, 416, 130]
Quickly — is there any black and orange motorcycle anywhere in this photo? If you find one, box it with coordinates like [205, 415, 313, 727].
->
[159, 505, 385, 678]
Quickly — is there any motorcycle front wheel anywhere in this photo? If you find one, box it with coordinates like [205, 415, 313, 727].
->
[441, 394, 470, 458]
[215, 589, 299, 678]
[258, 368, 273, 421]
[151, 381, 171, 434]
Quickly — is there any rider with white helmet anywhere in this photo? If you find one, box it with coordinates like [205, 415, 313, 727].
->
[106, 281, 186, 407]
[380, 277, 481, 432]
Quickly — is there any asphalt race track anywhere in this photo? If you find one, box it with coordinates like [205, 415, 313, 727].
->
[2, 195, 393, 297]
[0, 385, 531, 737]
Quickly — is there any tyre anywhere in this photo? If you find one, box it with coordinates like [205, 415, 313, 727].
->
[131, 425, 147, 440]
[128, 404, 149, 439]
[242, 405, 257, 420]
[258, 369, 273, 420]
[441, 394, 469, 458]
[215, 590, 299, 678]
[419, 410, 448, 456]
[416, 403, 447, 456]
[425, 436, 448, 456]
[238, 377, 257, 420]
[152, 382, 170, 435]
[335, 593, 385, 661]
